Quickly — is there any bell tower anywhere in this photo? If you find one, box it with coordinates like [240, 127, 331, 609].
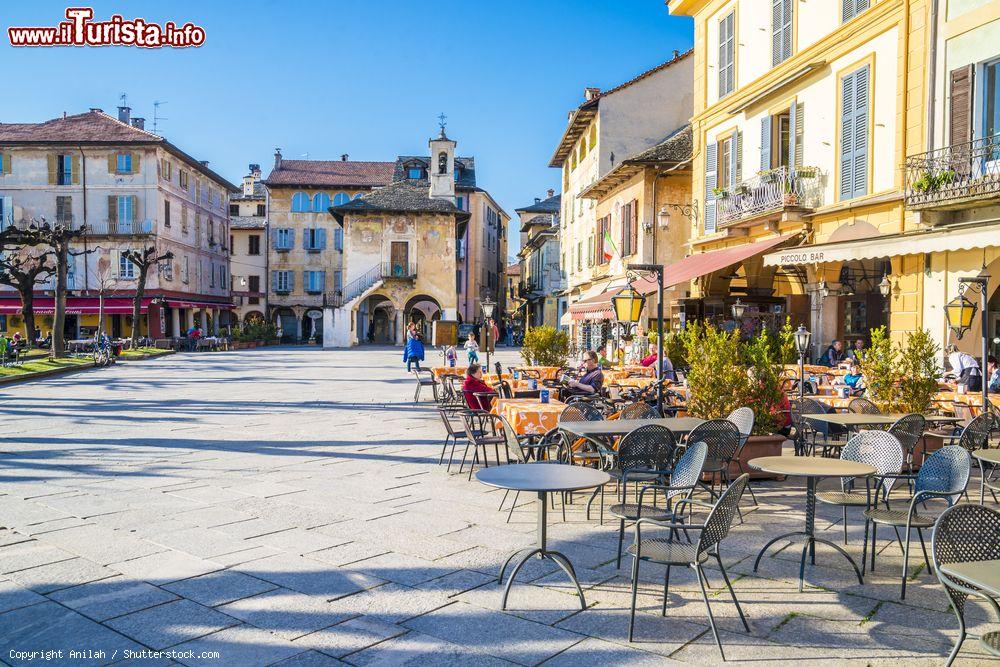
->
[428, 114, 456, 203]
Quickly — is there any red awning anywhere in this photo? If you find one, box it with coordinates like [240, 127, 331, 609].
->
[568, 288, 622, 321]
[166, 300, 235, 310]
[634, 234, 796, 294]
[0, 297, 156, 316]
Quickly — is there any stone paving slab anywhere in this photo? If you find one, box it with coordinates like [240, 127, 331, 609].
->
[0, 348, 995, 665]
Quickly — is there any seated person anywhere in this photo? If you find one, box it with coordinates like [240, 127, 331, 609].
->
[820, 339, 845, 367]
[462, 363, 495, 411]
[843, 362, 866, 396]
[640, 351, 658, 367]
[988, 355, 1000, 394]
[563, 350, 604, 397]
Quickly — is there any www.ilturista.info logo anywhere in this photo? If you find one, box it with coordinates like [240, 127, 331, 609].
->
[8, 7, 205, 48]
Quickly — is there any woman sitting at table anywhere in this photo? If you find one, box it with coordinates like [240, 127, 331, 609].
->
[462, 363, 495, 411]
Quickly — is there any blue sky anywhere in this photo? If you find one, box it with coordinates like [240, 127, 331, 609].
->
[2, 1, 693, 260]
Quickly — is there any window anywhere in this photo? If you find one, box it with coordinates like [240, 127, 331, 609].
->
[333, 192, 350, 206]
[718, 11, 736, 98]
[220, 266, 227, 289]
[162, 260, 173, 281]
[55, 196, 72, 225]
[274, 228, 294, 251]
[719, 135, 734, 190]
[576, 241, 582, 272]
[456, 196, 464, 211]
[408, 167, 423, 179]
[982, 59, 1000, 140]
[256, 203, 266, 216]
[272, 270, 293, 293]
[304, 228, 326, 251]
[230, 234, 233, 252]
[456, 270, 463, 293]
[772, 0, 792, 67]
[842, 0, 870, 23]
[621, 200, 638, 257]
[291, 192, 311, 212]
[210, 263, 215, 288]
[179, 170, 189, 190]
[587, 235, 594, 267]
[182, 256, 189, 283]
[164, 199, 171, 227]
[119, 252, 136, 279]
[248, 275, 261, 304]
[116, 153, 132, 174]
[589, 123, 597, 149]
[313, 193, 330, 212]
[160, 159, 172, 180]
[352, 193, 362, 200]
[333, 270, 343, 294]
[248, 234, 261, 255]
[56, 154, 73, 185]
[333, 227, 343, 251]
[116, 195, 135, 224]
[229, 203, 239, 216]
[839, 64, 870, 200]
[304, 270, 326, 293]
[595, 215, 610, 265]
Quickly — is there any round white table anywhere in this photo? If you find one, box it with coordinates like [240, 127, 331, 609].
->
[476, 463, 610, 610]
[973, 449, 1000, 505]
[749, 455, 876, 592]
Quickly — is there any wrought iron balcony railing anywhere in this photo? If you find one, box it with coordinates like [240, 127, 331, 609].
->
[85, 219, 154, 236]
[717, 166, 823, 227]
[904, 134, 1000, 209]
[382, 262, 417, 280]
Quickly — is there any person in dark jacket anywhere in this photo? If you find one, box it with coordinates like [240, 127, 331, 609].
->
[403, 334, 425, 372]
[820, 339, 845, 367]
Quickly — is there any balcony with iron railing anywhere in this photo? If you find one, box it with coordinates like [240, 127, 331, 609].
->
[716, 166, 823, 228]
[327, 264, 381, 308]
[904, 134, 1000, 210]
[381, 262, 417, 281]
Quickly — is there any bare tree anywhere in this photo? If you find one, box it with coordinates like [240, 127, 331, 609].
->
[0, 243, 54, 346]
[32, 222, 91, 359]
[93, 260, 118, 341]
[121, 245, 174, 349]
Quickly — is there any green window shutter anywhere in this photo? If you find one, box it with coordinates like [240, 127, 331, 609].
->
[71, 155, 81, 184]
[108, 195, 118, 224]
[47, 154, 57, 184]
[704, 142, 718, 233]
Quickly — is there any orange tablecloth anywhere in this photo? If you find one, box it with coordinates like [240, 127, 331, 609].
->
[429, 366, 464, 380]
[933, 392, 1000, 409]
[493, 398, 566, 435]
[514, 366, 561, 380]
[809, 395, 853, 411]
[611, 376, 657, 390]
[615, 365, 656, 377]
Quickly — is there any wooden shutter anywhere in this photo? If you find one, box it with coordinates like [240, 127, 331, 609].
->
[840, 66, 870, 200]
[47, 154, 57, 184]
[0, 152, 9, 176]
[107, 153, 116, 173]
[130, 196, 139, 224]
[131, 151, 140, 174]
[108, 195, 118, 224]
[630, 200, 638, 255]
[705, 142, 718, 233]
[793, 101, 805, 168]
[271, 271, 279, 292]
[734, 131, 743, 185]
[760, 116, 772, 172]
[949, 65, 975, 146]
[71, 155, 80, 184]
[318, 228, 327, 250]
[772, 0, 793, 67]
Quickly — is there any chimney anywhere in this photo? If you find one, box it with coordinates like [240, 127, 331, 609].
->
[673, 49, 680, 59]
[118, 106, 131, 124]
[584, 87, 601, 101]
[131, 117, 145, 130]
[341, 154, 349, 162]
[249, 163, 261, 180]
[89, 108, 103, 113]
[534, 198, 541, 204]
[274, 148, 282, 170]
[200, 160, 209, 167]
[547, 189, 555, 198]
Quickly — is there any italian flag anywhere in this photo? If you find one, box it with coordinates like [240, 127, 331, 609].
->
[603, 228, 617, 262]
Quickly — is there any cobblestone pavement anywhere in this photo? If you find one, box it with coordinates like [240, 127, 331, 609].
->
[0, 347, 996, 666]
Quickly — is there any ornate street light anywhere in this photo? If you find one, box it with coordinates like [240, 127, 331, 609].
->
[945, 292, 977, 340]
[611, 286, 646, 324]
[878, 274, 892, 298]
[794, 325, 812, 357]
[656, 206, 670, 230]
[731, 298, 747, 321]
[481, 296, 496, 371]
[794, 324, 812, 454]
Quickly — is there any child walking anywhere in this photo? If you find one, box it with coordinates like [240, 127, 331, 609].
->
[464, 332, 480, 364]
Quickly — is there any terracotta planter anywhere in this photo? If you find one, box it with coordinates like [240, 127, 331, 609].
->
[731, 434, 786, 480]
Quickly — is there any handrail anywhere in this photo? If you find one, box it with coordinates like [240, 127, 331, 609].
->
[381, 262, 417, 280]
[327, 264, 381, 308]
[716, 166, 823, 226]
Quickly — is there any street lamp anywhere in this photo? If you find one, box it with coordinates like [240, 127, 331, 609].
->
[611, 286, 646, 324]
[481, 296, 496, 372]
[878, 274, 892, 298]
[626, 264, 666, 416]
[793, 324, 812, 456]
[945, 275, 990, 410]
[731, 298, 747, 321]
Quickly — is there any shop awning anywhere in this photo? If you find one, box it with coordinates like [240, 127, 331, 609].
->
[634, 233, 796, 294]
[0, 297, 155, 316]
[567, 279, 631, 321]
[167, 299, 235, 310]
[762, 223, 1000, 266]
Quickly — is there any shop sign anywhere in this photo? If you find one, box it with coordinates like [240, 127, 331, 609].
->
[775, 250, 826, 265]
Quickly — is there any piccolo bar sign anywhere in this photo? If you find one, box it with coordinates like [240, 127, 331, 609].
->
[774, 250, 826, 265]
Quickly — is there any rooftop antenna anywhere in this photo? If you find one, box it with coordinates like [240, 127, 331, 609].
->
[119, 92, 127, 107]
[300, 152, 310, 159]
[153, 101, 168, 134]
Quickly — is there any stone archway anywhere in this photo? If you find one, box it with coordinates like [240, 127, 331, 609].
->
[403, 294, 442, 341]
[360, 294, 396, 344]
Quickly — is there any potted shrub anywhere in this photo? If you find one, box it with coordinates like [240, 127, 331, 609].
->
[521, 326, 569, 367]
[683, 323, 786, 479]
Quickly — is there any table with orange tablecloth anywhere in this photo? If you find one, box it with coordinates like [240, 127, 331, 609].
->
[493, 398, 567, 435]
[615, 365, 656, 377]
[609, 376, 658, 390]
[514, 366, 561, 380]
[933, 391, 1000, 411]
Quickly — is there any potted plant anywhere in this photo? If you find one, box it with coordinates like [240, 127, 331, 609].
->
[712, 187, 730, 199]
[521, 325, 569, 367]
[795, 166, 818, 179]
[759, 169, 779, 185]
[682, 323, 786, 479]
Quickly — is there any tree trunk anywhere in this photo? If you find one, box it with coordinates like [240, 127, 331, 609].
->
[131, 263, 148, 349]
[50, 243, 68, 359]
[19, 286, 35, 349]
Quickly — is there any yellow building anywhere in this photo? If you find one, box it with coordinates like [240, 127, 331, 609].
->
[515, 192, 563, 331]
[229, 164, 267, 326]
[668, 0, 935, 354]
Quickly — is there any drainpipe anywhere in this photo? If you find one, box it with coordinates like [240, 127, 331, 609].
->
[926, 0, 939, 152]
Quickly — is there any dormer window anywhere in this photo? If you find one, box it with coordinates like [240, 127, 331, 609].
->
[454, 168, 461, 182]
[405, 160, 427, 180]
[408, 168, 423, 179]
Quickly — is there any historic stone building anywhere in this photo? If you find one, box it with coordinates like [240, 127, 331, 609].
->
[229, 164, 268, 326]
[325, 130, 469, 347]
[263, 154, 394, 342]
[0, 107, 235, 339]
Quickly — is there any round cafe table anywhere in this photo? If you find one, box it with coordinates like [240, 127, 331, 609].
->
[973, 449, 1000, 505]
[749, 456, 875, 592]
[476, 464, 610, 610]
